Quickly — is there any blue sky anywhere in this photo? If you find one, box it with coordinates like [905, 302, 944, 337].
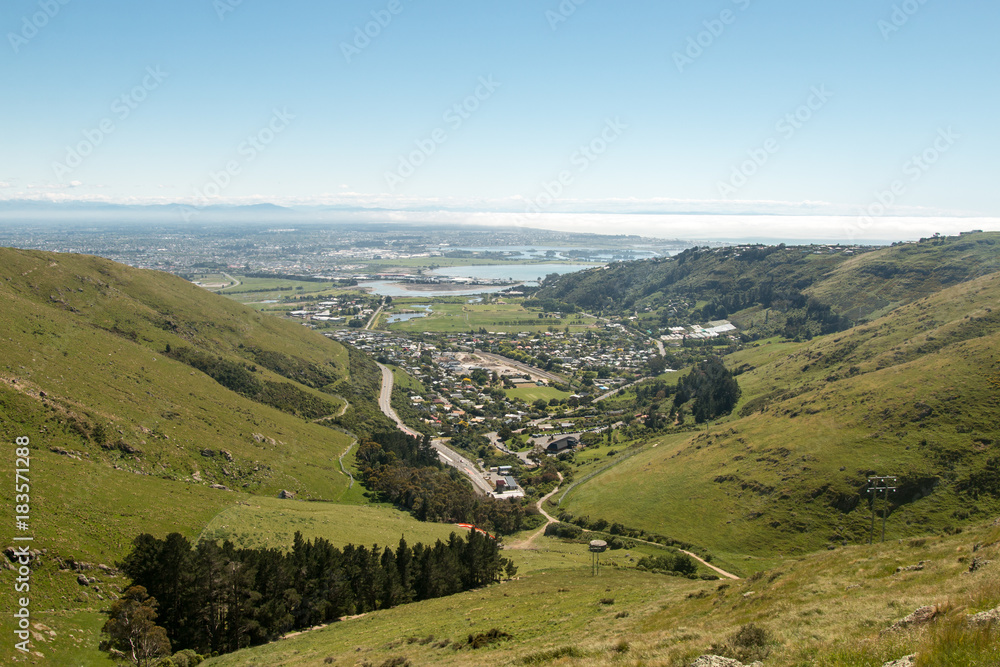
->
[1, 0, 998, 238]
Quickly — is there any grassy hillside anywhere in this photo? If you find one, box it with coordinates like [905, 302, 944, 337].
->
[204, 518, 1000, 666]
[0, 248, 366, 495]
[806, 233, 1000, 322]
[562, 270, 1000, 560]
[0, 248, 408, 661]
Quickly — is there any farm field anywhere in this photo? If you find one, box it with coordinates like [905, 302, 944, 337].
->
[214, 275, 365, 306]
[505, 385, 572, 403]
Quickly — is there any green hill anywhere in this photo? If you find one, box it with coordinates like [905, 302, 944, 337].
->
[0, 248, 419, 661]
[561, 269, 1000, 561]
[536, 231, 1000, 340]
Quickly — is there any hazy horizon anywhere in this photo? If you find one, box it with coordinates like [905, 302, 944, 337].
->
[3, 0, 998, 243]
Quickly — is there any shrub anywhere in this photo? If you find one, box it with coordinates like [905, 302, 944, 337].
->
[462, 628, 512, 649]
[544, 522, 582, 539]
[169, 650, 204, 667]
[379, 657, 411, 667]
[710, 623, 776, 663]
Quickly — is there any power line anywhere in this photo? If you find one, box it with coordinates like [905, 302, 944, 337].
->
[866, 476, 897, 544]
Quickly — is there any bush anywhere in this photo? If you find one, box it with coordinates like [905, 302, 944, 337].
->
[169, 650, 204, 667]
[462, 628, 512, 649]
[520, 646, 584, 664]
[710, 623, 776, 663]
[636, 553, 697, 576]
[379, 657, 411, 667]
[544, 522, 582, 539]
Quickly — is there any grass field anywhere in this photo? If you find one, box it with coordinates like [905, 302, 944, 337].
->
[197, 497, 462, 551]
[215, 275, 369, 308]
[0, 249, 369, 661]
[506, 385, 572, 403]
[386, 301, 596, 333]
[206, 519, 1000, 666]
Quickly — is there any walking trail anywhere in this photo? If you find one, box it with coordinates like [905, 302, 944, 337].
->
[506, 472, 563, 550]
[505, 474, 740, 579]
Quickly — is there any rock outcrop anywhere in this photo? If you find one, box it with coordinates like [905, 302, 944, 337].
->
[883, 605, 940, 633]
[882, 655, 916, 667]
[690, 656, 763, 667]
[967, 604, 1000, 627]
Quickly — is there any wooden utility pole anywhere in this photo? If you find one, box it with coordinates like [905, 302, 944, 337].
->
[866, 476, 897, 544]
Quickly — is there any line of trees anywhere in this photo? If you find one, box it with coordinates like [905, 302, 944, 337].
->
[165, 346, 340, 419]
[111, 529, 516, 660]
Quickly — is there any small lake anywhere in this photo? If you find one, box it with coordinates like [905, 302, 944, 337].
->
[361, 263, 598, 296]
[386, 305, 433, 323]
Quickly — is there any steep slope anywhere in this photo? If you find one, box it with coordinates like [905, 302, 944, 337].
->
[0, 249, 393, 609]
[562, 271, 1000, 557]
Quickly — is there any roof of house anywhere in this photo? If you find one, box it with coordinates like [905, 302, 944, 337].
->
[546, 435, 578, 451]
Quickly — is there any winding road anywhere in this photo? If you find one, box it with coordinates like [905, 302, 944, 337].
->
[375, 362, 494, 496]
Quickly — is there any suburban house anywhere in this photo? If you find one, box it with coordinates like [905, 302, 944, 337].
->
[495, 476, 519, 492]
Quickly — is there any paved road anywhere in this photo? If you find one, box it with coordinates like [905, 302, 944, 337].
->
[376, 363, 421, 437]
[485, 431, 536, 466]
[429, 439, 495, 496]
[365, 298, 386, 330]
[375, 362, 493, 496]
